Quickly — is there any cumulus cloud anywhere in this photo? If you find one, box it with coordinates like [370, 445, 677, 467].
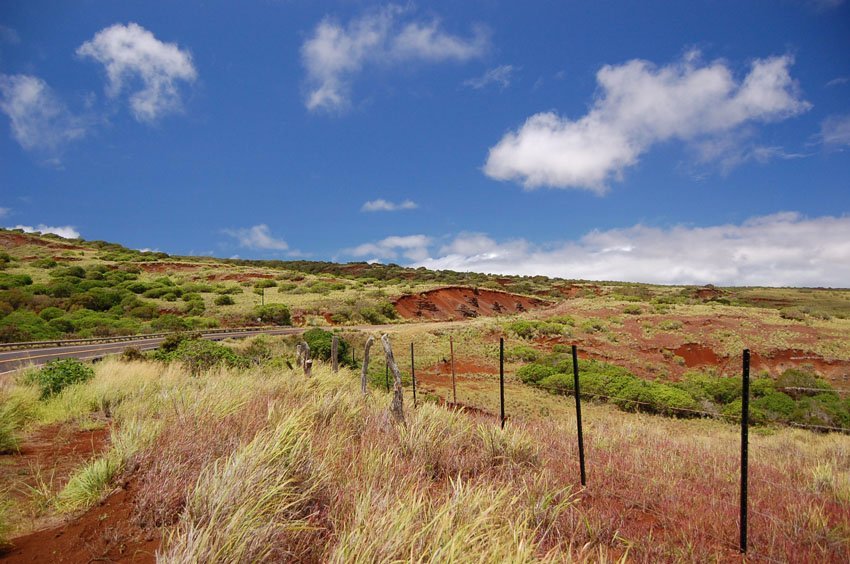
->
[0, 74, 87, 153]
[345, 234, 432, 262]
[223, 224, 289, 251]
[361, 198, 418, 212]
[302, 6, 488, 112]
[820, 114, 850, 147]
[484, 52, 810, 193]
[411, 214, 850, 287]
[77, 22, 197, 122]
[11, 224, 81, 239]
[464, 64, 516, 90]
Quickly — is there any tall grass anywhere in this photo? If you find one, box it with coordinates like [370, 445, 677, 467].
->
[3, 347, 848, 561]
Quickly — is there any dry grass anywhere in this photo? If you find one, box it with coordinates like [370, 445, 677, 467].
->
[2, 347, 848, 561]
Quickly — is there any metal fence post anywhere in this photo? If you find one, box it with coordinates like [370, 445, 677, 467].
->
[450, 335, 457, 405]
[572, 345, 587, 486]
[740, 348, 750, 553]
[411, 342, 417, 407]
[499, 337, 506, 429]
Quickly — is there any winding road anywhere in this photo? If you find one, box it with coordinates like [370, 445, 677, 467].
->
[0, 328, 304, 377]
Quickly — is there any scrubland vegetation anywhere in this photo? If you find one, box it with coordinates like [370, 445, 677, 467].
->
[1, 332, 848, 561]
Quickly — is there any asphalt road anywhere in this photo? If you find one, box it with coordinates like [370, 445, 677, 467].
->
[0, 320, 470, 379]
[0, 328, 304, 377]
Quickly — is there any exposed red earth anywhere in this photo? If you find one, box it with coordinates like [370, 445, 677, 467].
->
[0, 232, 86, 252]
[137, 262, 201, 273]
[2, 479, 159, 563]
[394, 286, 548, 321]
[205, 272, 275, 282]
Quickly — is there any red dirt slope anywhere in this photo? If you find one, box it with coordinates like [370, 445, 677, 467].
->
[394, 287, 547, 321]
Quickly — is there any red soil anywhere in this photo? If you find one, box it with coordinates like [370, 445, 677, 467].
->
[0, 423, 110, 511]
[674, 343, 721, 367]
[138, 262, 201, 273]
[394, 287, 548, 321]
[0, 232, 86, 251]
[694, 285, 724, 300]
[206, 272, 274, 282]
[2, 479, 159, 563]
[0, 422, 160, 562]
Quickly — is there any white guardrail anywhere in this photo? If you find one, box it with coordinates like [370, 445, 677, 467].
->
[0, 326, 286, 351]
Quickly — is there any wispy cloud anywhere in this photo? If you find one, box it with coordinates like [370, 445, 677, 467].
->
[223, 224, 289, 251]
[484, 51, 809, 193]
[463, 64, 516, 90]
[0, 207, 9, 219]
[361, 198, 418, 212]
[411, 213, 850, 287]
[77, 22, 197, 122]
[301, 5, 488, 112]
[0, 74, 87, 156]
[826, 76, 849, 87]
[343, 234, 432, 262]
[11, 224, 81, 239]
[820, 114, 850, 148]
[0, 24, 20, 44]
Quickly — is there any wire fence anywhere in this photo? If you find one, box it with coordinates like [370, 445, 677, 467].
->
[358, 334, 850, 560]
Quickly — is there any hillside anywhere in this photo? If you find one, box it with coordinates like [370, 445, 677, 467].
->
[1, 229, 849, 560]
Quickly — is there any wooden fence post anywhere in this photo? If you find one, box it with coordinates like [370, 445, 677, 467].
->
[381, 334, 405, 424]
[361, 336, 374, 395]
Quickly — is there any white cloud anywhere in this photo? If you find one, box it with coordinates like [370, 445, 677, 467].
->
[0, 207, 9, 219]
[302, 6, 488, 112]
[77, 22, 197, 122]
[826, 76, 849, 87]
[0, 74, 86, 153]
[484, 52, 809, 193]
[11, 224, 81, 239]
[412, 213, 850, 287]
[223, 224, 289, 251]
[345, 234, 432, 262]
[820, 114, 850, 147]
[361, 198, 418, 212]
[464, 64, 516, 90]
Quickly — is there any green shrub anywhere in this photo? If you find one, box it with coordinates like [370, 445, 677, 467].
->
[253, 304, 291, 325]
[505, 320, 537, 339]
[506, 345, 540, 362]
[302, 328, 349, 363]
[254, 279, 277, 289]
[0, 311, 60, 342]
[26, 359, 95, 399]
[623, 305, 643, 315]
[151, 314, 189, 332]
[153, 339, 248, 374]
[32, 258, 58, 269]
[214, 294, 235, 306]
[538, 373, 573, 394]
[516, 364, 557, 384]
[0, 273, 33, 290]
[39, 306, 65, 321]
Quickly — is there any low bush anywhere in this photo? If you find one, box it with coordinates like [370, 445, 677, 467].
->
[253, 303, 291, 325]
[152, 339, 248, 374]
[0, 273, 33, 290]
[303, 328, 349, 363]
[25, 359, 95, 399]
[214, 294, 235, 306]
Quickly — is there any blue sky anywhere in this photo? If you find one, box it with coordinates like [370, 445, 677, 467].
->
[1, 1, 849, 286]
